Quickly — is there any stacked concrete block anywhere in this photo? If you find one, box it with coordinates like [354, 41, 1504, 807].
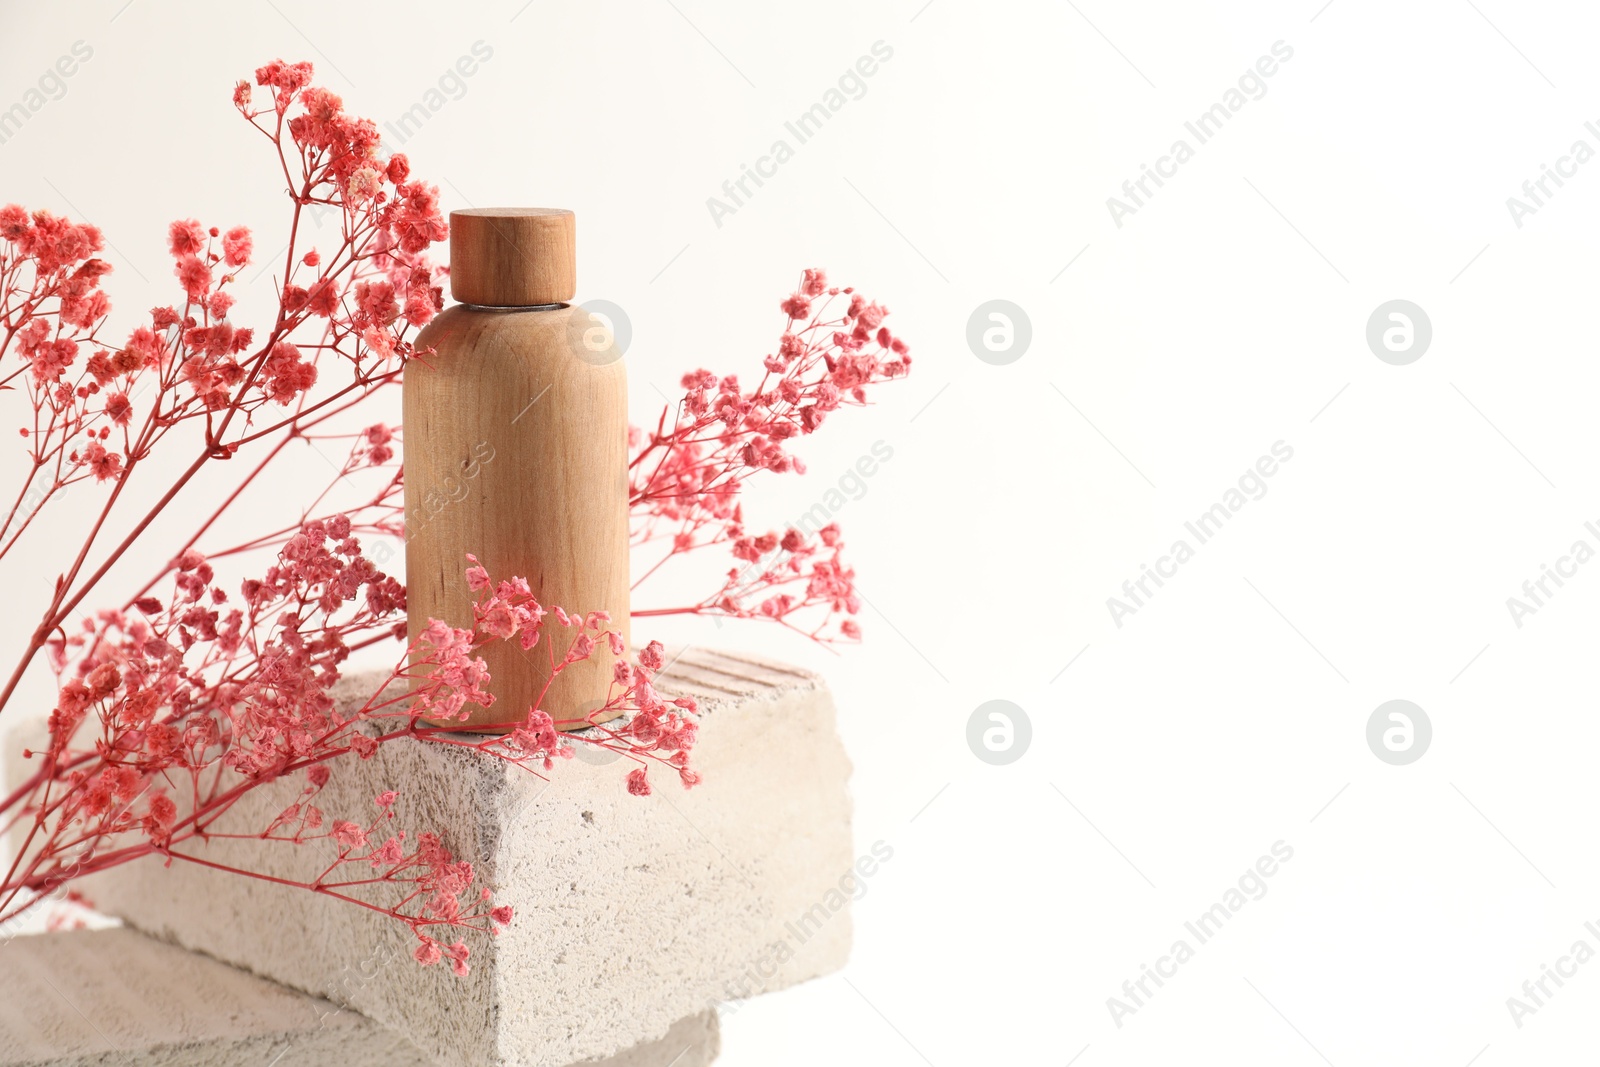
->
[0, 926, 720, 1066]
[0, 925, 426, 1067]
[48, 650, 852, 1066]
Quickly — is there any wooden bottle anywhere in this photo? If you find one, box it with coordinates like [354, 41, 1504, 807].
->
[405, 208, 629, 732]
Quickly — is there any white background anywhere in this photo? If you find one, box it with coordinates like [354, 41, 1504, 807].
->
[3, 1, 1600, 1064]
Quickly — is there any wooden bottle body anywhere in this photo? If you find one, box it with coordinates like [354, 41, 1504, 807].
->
[404, 304, 629, 731]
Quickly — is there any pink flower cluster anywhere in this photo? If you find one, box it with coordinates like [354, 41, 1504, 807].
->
[629, 269, 908, 641]
[432, 561, 702, 793]
[17, 526, 700, 971]
[0, 206, 127, 497]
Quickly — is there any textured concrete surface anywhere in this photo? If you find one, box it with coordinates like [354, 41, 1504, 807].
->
[0, 927, 721, 1067]
[67, 650, 852, 1066]
[0, 926, 426, 1066]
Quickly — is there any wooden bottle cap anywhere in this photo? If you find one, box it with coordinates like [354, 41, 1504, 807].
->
[449, 208, 576, 307]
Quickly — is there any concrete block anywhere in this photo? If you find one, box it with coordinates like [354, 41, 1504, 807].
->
[71, 650, 851, 1066]
[573, 1011, 718, 1067]
[0, 926, 426, 1066]
[0, 927, 720, 1067]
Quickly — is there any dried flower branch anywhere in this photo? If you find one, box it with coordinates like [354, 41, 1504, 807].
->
[629, 269, 910, 641]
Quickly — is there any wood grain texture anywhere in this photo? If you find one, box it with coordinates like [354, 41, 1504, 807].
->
[405, 304, 628, 731]
[449, 208, 576, 306]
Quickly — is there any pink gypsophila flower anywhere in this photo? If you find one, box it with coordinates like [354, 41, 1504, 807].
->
[176, 255, 212, 302]
[222, 226, 252, 267]
[331, 820, 367, 849]
[168, 219, 206, 256]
